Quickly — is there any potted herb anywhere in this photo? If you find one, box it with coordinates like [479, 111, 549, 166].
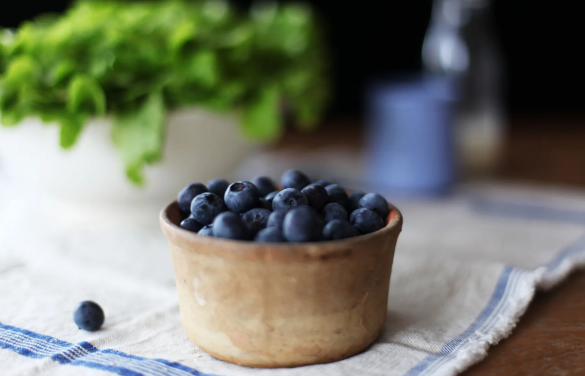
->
[0, 0, 328, 203]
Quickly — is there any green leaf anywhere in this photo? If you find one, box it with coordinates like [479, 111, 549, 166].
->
[126, 164, 146, 185]
[58, 113, 87, 148]
[50, 60, 75, 84]
[202, 0, 230, 23]
[0, 108, 26, 126]
[169, 21, 197, 53]
[112, 91, 165, 185]
[67, 74, 106, 115]
[1, 56, 36, 90]
[0, 44, 5, 74]
[241, 86, 282, 141]
[283, 67, 329, 131]
[294, 104, 320, 131]
[35, 110, 88, 147]
[0, 86, 18, 111]
[188, 50, 219, 88]
[38, 110, 61, 123]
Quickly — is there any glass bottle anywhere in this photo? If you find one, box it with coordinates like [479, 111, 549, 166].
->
[422, 0, 505, 177]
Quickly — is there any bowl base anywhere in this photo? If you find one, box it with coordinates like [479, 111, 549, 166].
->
[195, 330, 383, 368]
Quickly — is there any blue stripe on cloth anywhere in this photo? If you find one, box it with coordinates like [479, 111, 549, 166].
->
[437, 268, 518, 355]
[403, 267, 514, 376]
[545, 234, 585, 272]
[0, 323, 215, 376]
[420, 268, 525, 376]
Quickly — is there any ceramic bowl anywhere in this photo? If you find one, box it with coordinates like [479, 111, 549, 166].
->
[160, 202, 402, 367]
[0, 109, 257, 206]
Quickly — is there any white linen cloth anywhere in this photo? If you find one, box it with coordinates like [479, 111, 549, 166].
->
[1, 174, 585, 376]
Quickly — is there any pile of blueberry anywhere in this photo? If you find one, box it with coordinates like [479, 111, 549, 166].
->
[177, 170, 391, 243]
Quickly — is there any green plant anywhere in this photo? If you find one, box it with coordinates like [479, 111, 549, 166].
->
[0, 0, 329, 184]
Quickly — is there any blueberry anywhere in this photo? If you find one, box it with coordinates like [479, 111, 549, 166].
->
[283, 206, 324, 242]
[267, 210, 286, 230]
[281, 170, 311, 191]
[207, 179, 229, 198]
[321, 202, 348, 223]
[301, 184, 329, 210]
[255, 227, 287, 243]
[272, 188, 308, 213]
[180, 216, 203, 232]
[241, 208, 271, 236]
[178, 183, 208, 213]
[224, 181, 261, 214]
[73, 301, 105, 332]
[264, 191, 278, 211]
[253, 176, 278, 197]
[358, 193, 390, 220]
[350, 208, 385, 234]
[322, 220, 360, 241]
[190, 192, 227, 225]
[313, 179, 334, 187]
[198, 224, 214, 236]
[213, 212, 250, 240]
[348, 191, 366, 213]
[325, 184, 349, 210]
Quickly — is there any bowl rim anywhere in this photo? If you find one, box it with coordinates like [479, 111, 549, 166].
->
[160, 200, 402, 257]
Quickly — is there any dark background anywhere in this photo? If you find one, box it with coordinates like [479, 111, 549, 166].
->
[1, 1, 583, 117]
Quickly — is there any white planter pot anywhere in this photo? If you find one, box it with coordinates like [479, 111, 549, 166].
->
[0, 109, 259, 208]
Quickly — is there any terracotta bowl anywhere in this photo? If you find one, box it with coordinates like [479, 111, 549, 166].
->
[160, 202, 402, 368]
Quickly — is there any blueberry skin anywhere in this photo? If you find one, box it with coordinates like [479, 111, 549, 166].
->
[255, 227, 287, 243]
[207, 179, 229, 198]
[272, 188, 308, 213]
[325, 184, 349, 210]
[241, 208, 271, 236]
[224, 181, 261, 214]
[190, 192, 227, 225]
[281, 170, 311, 191]
[358, 193, 390, 220]
[180, 216, 203, 233]
[178, 183, 208, 213]
[322, 220, 360, 241]
[283, 206, 324, 242]
[253, 176, 278, 197]
[267, 210, 287, 230]
[348, 191, 366, 213]
[73, 301, 105, 332]
[321, 202, 348, 223]
[213, 212, 250, 240]
[301, 184, 329, 210]
[313, 179, 334, 187]
[198, 224, 214, 236]
[264, 191, 278, 211]
[350, 208, 385, 234]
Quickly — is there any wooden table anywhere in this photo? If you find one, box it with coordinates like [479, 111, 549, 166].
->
[274, 118, 585, 375]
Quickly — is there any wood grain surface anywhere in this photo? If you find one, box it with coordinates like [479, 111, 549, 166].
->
[275, 117, 585, 375]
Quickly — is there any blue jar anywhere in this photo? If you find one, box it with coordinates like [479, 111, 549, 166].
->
[365, 75, 458, 196]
